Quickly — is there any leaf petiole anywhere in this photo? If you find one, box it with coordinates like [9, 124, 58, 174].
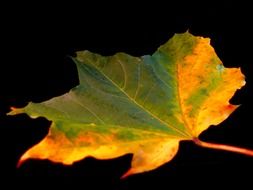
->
[193, 138, 253, 157]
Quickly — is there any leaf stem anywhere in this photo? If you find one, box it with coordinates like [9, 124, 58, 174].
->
[193, 138, 253, 157]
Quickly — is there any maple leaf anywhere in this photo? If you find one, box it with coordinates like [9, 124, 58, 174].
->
[9, 32, 249, 178]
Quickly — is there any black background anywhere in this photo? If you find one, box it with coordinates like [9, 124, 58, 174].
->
[1, 1, 253, 189]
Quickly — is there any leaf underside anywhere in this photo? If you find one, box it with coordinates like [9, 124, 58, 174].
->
[9, 32, 245, 177]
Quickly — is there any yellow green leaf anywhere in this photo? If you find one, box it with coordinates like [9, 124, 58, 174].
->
[8, 32, 246, 177]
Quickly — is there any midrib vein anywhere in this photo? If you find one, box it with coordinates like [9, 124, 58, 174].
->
[89, 62, 190, 138]
[176, 63, 193, 137]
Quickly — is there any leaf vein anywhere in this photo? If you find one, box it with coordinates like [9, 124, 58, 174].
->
[89, 63, 190, 138]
